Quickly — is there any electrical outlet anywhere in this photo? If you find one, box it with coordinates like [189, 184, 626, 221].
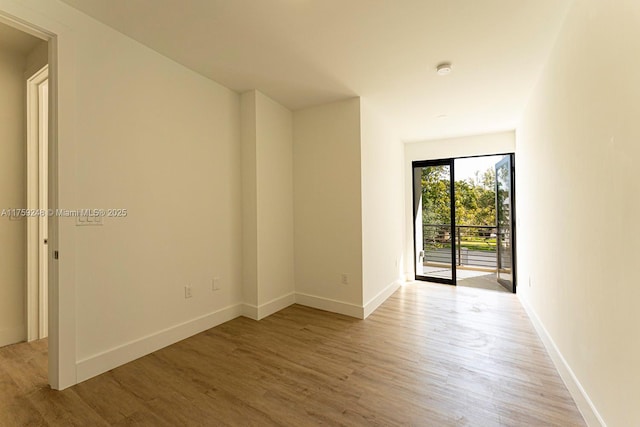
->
[212, 277, 221, 291]
[185, 285, 193, 299]
[340, 273, 349, 285]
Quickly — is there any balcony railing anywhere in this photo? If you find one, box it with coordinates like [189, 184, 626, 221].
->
[422, 224, 498, 269]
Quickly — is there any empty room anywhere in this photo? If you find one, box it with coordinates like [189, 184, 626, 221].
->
[0, 0, 638, 425]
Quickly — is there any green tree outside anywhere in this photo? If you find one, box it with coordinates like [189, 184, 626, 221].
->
[421, 166, 496, 252]
[421, 166, 496, 227]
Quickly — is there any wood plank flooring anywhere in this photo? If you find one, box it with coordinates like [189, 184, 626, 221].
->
[0, 282, 586, 426]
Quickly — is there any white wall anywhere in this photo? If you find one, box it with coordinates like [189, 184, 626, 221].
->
[293, 98, 364, 314]
[0, 0, 244, 386]
[360, 100, 404, 314]
[25, 39, 46, 77]
[0, 0, 409, 387]
[516, 0, 640, 424]
[241, 90, 295, 319]
[72, 15, 242, 373]
[403, 131, 515, 278]
[0, 47, 27, 347]
[255, 92, 295, 309]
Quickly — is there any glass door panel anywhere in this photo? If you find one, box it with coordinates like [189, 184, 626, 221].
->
[413, 160, 456, 284]
[495, 155, 514, 292]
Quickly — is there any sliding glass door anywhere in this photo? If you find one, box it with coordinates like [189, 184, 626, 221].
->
[413, 159, 456, 284]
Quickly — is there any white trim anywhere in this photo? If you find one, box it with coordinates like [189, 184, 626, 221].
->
[74, 286, 391, 384]
[363, 280, 401, 318]
[242, 292, 296, 321]
[38, 77, 49, 339]
[295, 293, 364, 319]
[26, 64, 49, 343]
[518, 294, 606, 427]
[257, 292, 296, 320]
[76, 304, 244, 383]
[241, 304, 258, 320]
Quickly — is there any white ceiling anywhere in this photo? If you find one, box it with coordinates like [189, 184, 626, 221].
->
[0, 21, 42, 55]
[59, 0, 572, 142]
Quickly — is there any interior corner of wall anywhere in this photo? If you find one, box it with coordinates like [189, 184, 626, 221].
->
[240, 89, 256, 99]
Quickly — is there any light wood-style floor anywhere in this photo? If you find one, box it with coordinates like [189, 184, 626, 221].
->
[0, 282, 585, 426]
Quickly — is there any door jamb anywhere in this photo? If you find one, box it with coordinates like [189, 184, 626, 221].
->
[27, 64, 49, 342]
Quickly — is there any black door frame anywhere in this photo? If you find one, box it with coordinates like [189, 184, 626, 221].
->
[412, 153, 517, 293]
[412, 159, 456, 285]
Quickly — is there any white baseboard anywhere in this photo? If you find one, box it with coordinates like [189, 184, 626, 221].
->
[0, 325, 26, 347]
[242, 292, 296, 320]
[76, 303, 244, 383]
[363, 280, 401, 318]
[518, 294, 606, 427]
[73, 284, 398, 384]
[258, 292, 295, 320]
[242, 303, 258, 320]
[294, 280, 401, 320]
[295, 292, 364, 319]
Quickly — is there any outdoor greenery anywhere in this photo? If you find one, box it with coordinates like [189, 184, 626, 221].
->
[421, 166, 496, 226]
[421, 165, 497, 252]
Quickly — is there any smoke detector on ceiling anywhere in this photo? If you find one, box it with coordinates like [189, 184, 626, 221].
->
[436, 62, 453, 76]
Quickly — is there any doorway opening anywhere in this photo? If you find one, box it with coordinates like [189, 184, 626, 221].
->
[412, 154, 516, 293]
[0, 19, 50, 387]
[0, 7, 72, 390]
